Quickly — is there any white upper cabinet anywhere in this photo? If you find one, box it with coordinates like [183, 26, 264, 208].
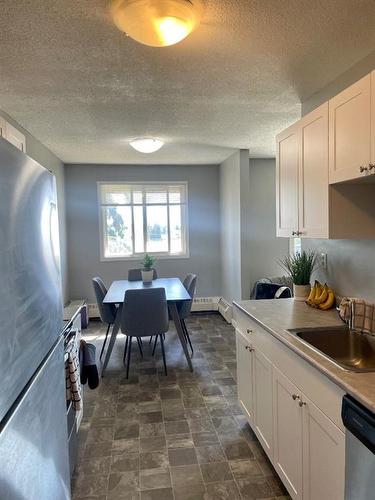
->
[276, 123, 299, 237]
[4, 122, 26, 153]
[276, 103, 329, 239]
[299, 103, 329, 238]
[0, 117, 6, 138]
[0, 118, 26, 153]
[329, 74, 371, 183]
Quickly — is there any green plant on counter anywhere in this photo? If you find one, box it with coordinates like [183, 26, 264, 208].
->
[142, 253, 156, 271]
[278, 250, 318, 285]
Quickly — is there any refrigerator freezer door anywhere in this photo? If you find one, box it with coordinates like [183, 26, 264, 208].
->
[0, 337, 70, 500]
[0, 138, 63, 422]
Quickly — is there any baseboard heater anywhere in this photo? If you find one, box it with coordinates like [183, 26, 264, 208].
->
[88, 296, 233, 324]
[191, 296, 232, 323]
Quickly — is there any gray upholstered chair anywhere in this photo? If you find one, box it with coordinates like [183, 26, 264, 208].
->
[121, 288, 169, 378]
[92, 277, 117, 360]
[128, 268, 158, 281]
[178, 274, 197, 354]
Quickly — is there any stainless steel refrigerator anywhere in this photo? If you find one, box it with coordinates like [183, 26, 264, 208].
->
[0, 137, 70, 499]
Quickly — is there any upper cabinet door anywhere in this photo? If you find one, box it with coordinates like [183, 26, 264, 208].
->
[329, 74, 371, 183]
[5, 122, 26, 153]
[0, 117, 6, 138]
[299, 103, 329, 238]
[276, 123, 299, 237]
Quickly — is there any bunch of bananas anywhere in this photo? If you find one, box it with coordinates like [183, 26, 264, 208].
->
[305, 280, 336, 310]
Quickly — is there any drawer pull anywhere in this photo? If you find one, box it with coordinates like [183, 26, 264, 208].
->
[299, 401, 307, 407]
[245, 346, 254, 352]
[292, 394, 300, 401]
[247, 329, 253, 334]
[360, 165, 368, 173]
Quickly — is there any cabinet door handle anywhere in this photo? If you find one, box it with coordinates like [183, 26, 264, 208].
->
[245, 345, 254, 352]
[247, 329, 253, 334]
[368, 163, 375, 171]
[292, 231, 297, 236]
[299, 401, 307, 407]
[292, 394, 300, 400]
[360, 165, 368, 173]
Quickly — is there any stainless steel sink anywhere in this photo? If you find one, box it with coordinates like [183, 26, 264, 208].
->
[288, 326, 375, 372]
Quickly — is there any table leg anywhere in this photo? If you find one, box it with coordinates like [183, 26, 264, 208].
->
[101, 304, 123, 376]
[169, 302, 193, 372]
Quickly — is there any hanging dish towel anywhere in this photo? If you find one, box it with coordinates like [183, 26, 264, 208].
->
[338, 297, 375, 336]
[65, 338, 82, 411]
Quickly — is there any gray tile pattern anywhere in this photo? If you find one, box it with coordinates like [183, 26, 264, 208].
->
[72, 314, 290, 500]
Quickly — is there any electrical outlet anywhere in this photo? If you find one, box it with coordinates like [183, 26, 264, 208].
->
[319, 253, 327, 270]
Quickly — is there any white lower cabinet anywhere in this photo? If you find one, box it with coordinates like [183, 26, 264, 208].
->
[234, 311, 345, 500]
[273, 367, 303, 499]
[236, 329, 255, 424]
[302, 395, 345, 500]
[254, 348, 274, 459]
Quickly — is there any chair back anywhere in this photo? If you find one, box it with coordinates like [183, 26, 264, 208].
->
[92, 277, 117, 324]
[128, 268, 158, 281]
[179, 274, 197, 319]
[121, 287, 169, 337]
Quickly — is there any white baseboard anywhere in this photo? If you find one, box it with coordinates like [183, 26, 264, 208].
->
[88, 296, 233, 324]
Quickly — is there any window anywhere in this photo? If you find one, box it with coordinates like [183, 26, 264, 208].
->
[98, 182, 188, 260]
[290, 237, 302, 256]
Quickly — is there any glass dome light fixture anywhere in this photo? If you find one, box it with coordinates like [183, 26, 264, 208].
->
[129, 138, 164, 153]
[110, 0, 204, 47]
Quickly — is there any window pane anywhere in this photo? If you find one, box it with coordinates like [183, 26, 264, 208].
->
[103, 206, 133, 257]
[169, 186, 183, 204]
[146, 206, 168, 253]
[169, 205, 183, 254]
[134, 206, 144, 253]
[146, 189, 167, 204]
[101, 185, 131, 204]
[133, 190, 143, 204]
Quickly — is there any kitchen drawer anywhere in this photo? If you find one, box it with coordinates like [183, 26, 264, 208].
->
[233, 306, 262, 338]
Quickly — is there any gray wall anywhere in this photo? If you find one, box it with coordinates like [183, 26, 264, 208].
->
[65, 164, 221, 302]
[0, 110, 68, 303]
[301, 53, 375, 302]
[247, 159, 289, 289]
[219, 150, 251, 303]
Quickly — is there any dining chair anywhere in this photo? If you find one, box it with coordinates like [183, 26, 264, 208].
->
[151, 273, 196, 356]
[92, 277, 117, 360]
[178, 274, 197, 354]
[128, 268, 158, 281]
[121, 288, 169, 378]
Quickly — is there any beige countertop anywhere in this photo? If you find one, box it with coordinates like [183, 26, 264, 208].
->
[233, 298, 375, 414]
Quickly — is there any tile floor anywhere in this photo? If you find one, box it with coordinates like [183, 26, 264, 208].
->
[72, 313, 290, 500]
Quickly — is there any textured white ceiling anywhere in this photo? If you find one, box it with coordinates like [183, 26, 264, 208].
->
[1, 0, 375, 164]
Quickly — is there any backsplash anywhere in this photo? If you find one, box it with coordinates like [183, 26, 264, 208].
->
[302, 239, 375, 302]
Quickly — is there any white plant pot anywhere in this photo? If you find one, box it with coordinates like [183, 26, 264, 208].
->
[141, 269, 154, 283]
[293, 284, 311, 301]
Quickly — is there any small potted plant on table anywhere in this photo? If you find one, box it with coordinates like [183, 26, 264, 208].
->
[279, 250, 318, 301]
[141, 254, 156, 283]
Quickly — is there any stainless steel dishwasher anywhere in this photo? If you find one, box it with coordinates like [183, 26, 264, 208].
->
[342, 395, 375, 500]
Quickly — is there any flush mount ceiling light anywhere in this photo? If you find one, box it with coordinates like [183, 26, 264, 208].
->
[129, 138, 164, 153]
[110, 0, 204, 47]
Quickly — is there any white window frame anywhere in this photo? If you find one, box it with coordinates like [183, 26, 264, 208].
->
[97, 181, 189, 261]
